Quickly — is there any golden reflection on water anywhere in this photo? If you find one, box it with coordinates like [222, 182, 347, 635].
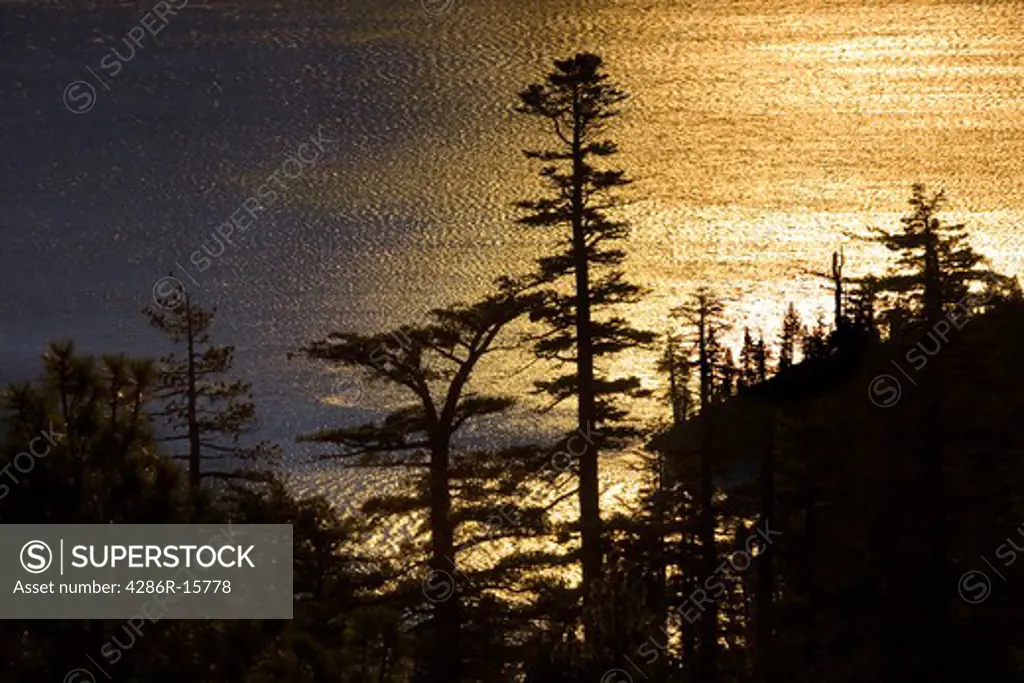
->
[297, 0, 1024, 556]
[307, 0, 1024, 355]
[588, 0, 1024, 417]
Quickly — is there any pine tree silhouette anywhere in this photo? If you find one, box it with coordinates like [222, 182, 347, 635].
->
[515, 52, 655, 666]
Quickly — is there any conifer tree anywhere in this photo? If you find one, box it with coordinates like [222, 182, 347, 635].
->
[801, 313, 830, 362]
[716, 346, 737, 401]
[295, 283, 542, 682]
[739, 328, 760, 390]
[515, 52, 655, 657]
[849, 276, 879, 338]
[672, 287, 728, 682]
[861, 185, 1017, 680]
[865, 184, 1018, 326]
[831, 248, 845, 330]
[0, 342, 177, 524]
[144, 282, 278, 493]
[754, 332, 771, 382]
[658, 332, 692, 424]
[777, 303, 804, 372]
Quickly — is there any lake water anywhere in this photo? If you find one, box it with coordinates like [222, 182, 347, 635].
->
[2, 0, 1023, 509]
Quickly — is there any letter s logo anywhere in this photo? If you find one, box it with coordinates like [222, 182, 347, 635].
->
[20, 540, 53, 574]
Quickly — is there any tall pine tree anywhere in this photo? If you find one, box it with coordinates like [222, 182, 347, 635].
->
[515, 52, 654, 662]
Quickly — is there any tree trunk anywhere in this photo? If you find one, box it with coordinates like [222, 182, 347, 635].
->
[756, 408, 776, 683]
[800, 413, 819, 683]
[184, 299, 201, 524]
[682, 527, 697, 683]
[649, 451, 668, 683]
[832, 250, 844, 330]
[920, 356, 950, 681]
[185, 297, 201, 494]
[918, 227, 950, 679]
[697, 310, 718, 683]
[377, 631, 394, 683]
[570, 83, 603, 662]
[668, 336, 680, 424]
[429, 439, 459, 682]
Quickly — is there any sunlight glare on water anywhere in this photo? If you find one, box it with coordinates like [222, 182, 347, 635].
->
[1, 0, 1022, 523]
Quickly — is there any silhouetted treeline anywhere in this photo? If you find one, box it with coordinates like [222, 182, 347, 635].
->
[4, 53, 1024, 683]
